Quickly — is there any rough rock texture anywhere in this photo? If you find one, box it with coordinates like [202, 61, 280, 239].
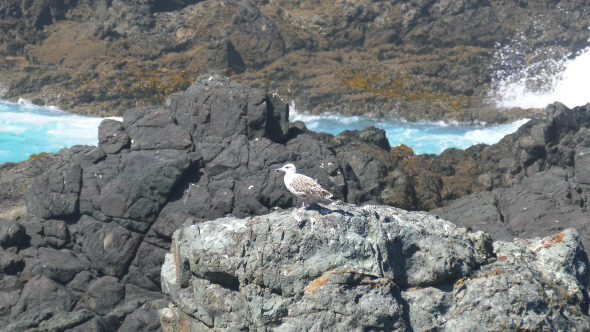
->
[321, 102, 590, 221]
[0, 75, 390, 330]
[1, 0, 589, 121]
[0, 151, 79, 222]
[432, 102, 590, 247]
[160, 203, 590, 331]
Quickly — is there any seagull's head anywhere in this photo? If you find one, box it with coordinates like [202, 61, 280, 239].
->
[275, 163, 297, 173]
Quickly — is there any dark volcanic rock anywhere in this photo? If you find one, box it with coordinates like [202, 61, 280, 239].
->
[83, 276, 126, 316]
[432, 102, 590, 247]
[0, 219, 26, 249]
[161, 203, 590, 331]
[0, 75, 389, 330]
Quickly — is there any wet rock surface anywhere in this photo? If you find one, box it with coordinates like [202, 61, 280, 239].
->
[160, 203, 590, 331]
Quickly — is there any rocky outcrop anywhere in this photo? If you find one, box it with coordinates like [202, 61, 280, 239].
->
[2, 75, 590, 330]
[160, 203, 590, 331]
[1, 0, 589, 120]
[0, 152, 72, 222]
[325, 103, 590, 247]
[429, 102, 590, 247]
[0, 75, 393, 330]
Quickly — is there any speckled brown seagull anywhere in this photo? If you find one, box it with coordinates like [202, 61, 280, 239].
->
[275, 163, 334, 209]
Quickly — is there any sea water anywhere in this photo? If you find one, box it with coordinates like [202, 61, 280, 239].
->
[2, 41, 588, 163]
[295, 41, 590, 154]
[0, 99, 120, 164]
[290, 110, 529, 155]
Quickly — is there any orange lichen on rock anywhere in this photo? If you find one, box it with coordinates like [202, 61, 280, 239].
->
[305, 273, 331, 294]
[540, 233, 565, 250]
[455, 267, 504, 284]
[530, 232, 566, 252]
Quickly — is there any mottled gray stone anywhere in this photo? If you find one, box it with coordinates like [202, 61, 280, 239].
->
[98, 119, 130, 154]
[11, 275, 75, 318]
[160, 204, 493, 330]
[42, 219, 69, 248]
[0, 250, 23, 275]
[161, 205, 590, 331]
[403, 229, 590, 331]
[82, 221, 142, 277]
[25, 163, 82, 219]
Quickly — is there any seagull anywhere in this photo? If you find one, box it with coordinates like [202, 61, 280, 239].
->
[275, 163, 335, 209]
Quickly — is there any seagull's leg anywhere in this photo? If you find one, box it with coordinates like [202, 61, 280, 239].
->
[298, 198, 307, 211]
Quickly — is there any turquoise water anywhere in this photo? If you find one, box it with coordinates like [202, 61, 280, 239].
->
[0, 100, 117, 164]
[0, 99, 529, 164]
[291, 110, 529, 155]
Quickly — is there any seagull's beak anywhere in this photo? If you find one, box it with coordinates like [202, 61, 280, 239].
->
[275, 168, 282, 173]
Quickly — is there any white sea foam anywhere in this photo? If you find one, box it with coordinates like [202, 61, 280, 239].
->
[0, 100, 121, 163]
[463, 118, 529, 144]
[493, 46, 590, 109]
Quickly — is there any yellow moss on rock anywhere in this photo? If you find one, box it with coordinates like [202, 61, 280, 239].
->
[338, 68, 468, 113]
[116, 68, 193, 105]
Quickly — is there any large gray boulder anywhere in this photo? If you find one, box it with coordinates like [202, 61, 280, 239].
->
[160, 203, 590, 331]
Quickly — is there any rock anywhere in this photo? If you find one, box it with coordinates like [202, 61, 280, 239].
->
[42, 219, 70, 248]
[30, 309, 95, 332]
[0, 150, 75, 221]
[404, 233, 590, 330]
[0, 251, 24, 275]
[118, 299, 169, 332]
[11, 275, 75, 318]
[2, 76, 391, 330]
[2, 307, 63, 332]
[167, 74, 289, 143]
[0, 219, 26, 248]
[432, 103, 590, 248]
[4, 78, 590, 330]
[124, 108, 192, 152]
[36, 247, 88, 283]
[98, 119, 130, 154]
[83, 276, 126, 316]
[82, 220, 142, 277]
[1, 0, 589, 122]
[25, 162, 83, 219]
[161, 204, 590, 330]
[96, 149, 192, 225]
[160, 203, 475, 330]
